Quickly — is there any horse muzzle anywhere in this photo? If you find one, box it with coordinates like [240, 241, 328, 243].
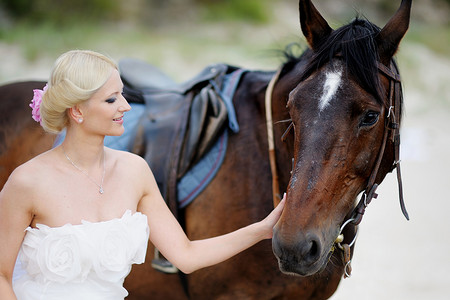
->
[272, 229, 333, 276]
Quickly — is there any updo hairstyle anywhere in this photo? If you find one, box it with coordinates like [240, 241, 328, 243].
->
[40, 50, 118, 134]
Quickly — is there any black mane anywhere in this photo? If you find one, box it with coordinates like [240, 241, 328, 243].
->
[282, 18, 385, 103]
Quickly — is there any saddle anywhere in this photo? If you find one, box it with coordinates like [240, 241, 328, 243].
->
[120, 58, 233, 216]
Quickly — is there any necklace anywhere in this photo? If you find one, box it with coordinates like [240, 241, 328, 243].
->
[62, 146, 106, 194]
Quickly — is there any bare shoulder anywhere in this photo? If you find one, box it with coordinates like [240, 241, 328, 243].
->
[3, 151, 51, 191]
[106, 148, 151, 175]
[105, 148, 159, 200]
[0, 149, 55, 209]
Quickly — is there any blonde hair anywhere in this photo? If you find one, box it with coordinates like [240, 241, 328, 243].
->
[40, 50, 118, 134]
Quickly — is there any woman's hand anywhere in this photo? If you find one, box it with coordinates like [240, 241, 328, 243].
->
[260, 193, 286, 239]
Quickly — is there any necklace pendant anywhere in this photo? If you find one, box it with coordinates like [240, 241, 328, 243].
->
[62, 146, 106, 195]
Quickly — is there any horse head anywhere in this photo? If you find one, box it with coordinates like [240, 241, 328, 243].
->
[272, 0, 412, 276]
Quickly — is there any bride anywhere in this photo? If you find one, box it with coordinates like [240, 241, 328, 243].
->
[0, 50, 285, 299]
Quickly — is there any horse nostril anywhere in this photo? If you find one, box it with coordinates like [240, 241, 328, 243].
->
[309, 239, 319, 258]
[301, 234, 321, 263]
[272, 231, 323, 267]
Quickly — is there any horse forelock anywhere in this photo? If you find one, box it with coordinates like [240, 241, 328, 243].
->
[282, 18, 390, 106]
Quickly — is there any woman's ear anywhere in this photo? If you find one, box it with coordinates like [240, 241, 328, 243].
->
[69, 106, 84, 124]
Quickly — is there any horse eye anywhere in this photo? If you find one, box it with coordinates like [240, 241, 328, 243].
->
[360, 111, 380, 127]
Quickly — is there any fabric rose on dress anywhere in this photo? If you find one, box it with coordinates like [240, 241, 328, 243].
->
[123, 212, 149, 264]
[35, 225, 89, 283]
[92, 220, 134, 283]
[29, 83, 48, 124]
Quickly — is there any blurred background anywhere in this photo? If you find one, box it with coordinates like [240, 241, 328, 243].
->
[1, 0, 449, 299]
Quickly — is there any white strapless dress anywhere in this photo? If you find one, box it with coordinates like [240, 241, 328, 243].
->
[13, 210, 149, 300]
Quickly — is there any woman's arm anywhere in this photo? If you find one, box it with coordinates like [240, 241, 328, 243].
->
[0, 167, 35, 299]
[135, 156, 285, 274]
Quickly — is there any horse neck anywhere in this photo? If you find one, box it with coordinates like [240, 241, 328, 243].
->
[228, 70, 293, 196]
[244, 69, 297, 194]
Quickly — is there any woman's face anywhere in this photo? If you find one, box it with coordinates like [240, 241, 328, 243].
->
[78, 68, 131, 137]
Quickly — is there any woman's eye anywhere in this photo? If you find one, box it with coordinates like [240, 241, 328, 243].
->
[106, 97, 116, 103]
[360, 111, 380, 127]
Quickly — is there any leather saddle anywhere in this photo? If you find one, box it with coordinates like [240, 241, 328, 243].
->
[120, 58, 233, 216]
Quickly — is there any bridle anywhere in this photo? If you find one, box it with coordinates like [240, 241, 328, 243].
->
[337, 60, 409, 277]
[265, 59, 409, 276]
[350, 61, 409, 226]
[265, 60, 408, 219]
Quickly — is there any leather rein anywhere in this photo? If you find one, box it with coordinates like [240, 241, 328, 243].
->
[265, 60, 409, 220]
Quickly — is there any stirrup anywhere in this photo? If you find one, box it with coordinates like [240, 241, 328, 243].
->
[151, 248, 178, 274]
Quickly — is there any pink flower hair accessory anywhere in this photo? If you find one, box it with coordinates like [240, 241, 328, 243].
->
[30, 83, 48, 124]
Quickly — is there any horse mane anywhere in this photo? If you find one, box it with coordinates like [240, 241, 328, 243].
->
[282, 17, 386, 104]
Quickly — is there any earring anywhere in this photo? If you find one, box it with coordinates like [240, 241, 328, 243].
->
[78, 118, 83, 123]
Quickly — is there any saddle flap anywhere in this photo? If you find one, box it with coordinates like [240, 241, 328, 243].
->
[129, 64, 245, 218]
[178, 85, 228, 177]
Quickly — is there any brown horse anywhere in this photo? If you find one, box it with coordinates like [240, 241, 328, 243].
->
[0, 81, 54, 187]
[0, 0, 412, 299]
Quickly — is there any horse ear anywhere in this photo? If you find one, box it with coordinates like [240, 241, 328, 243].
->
[299, 0, 332, 51]
[376, 0, 412, 65]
